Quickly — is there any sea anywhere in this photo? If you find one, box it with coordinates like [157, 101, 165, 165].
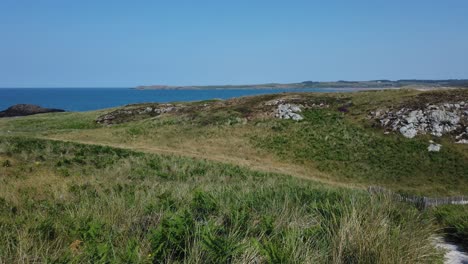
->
[0, 87, 366, 112]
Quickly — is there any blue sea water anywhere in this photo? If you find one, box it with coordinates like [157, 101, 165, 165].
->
[1, 87, 357, 112]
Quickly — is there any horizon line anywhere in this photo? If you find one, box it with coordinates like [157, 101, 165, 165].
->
[2, 78, 468, 89]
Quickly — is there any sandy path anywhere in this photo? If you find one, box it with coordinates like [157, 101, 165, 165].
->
[435, 237, 468, 264]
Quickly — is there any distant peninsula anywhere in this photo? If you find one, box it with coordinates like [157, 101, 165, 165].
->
[135, 79, 468, 90]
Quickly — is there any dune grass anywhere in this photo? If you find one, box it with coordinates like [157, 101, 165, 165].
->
[0, 136, 442, 263]
[431, 205, 468, 248]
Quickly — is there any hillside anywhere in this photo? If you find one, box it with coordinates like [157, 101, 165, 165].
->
[1, 88, 467, 263]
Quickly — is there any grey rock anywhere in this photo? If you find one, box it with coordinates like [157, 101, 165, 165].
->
[429, 110, 460, 125]
[290, 105, 302, 112]
[400, 124, 418, 138]
[276, 103, 303, 121]
[290, 113, 304, 121]
[428, 143, 442, 152]
[371, 101, 467, 141]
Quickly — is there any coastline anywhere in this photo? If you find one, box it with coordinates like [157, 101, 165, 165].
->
[134, 80, 468, 90]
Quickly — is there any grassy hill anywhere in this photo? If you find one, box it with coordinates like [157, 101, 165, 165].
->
[1, 88, 467, 262]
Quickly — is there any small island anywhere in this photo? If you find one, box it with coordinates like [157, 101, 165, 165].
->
[0, 104, 65, 118]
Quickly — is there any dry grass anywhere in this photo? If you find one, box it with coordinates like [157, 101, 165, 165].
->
[44, 127, 359, 189]
[0, 137, 444, 263]
[1, 89, 467, 196]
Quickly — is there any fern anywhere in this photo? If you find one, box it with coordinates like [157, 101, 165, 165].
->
[149, 210, 195, 263]
[201, 227, 245, 263]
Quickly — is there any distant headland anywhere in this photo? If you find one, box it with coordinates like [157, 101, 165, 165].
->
[135, 79, 468, 90]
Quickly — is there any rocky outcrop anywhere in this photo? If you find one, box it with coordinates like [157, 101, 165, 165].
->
[0, 104, 64, 118]
[275, 104, 303, 121]
[96, 104, 179, 125]
[265, 98, 332, 121]
[370, 102, 468, 142]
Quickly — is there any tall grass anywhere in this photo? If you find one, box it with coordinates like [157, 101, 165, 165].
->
[0, 137, 442, 263]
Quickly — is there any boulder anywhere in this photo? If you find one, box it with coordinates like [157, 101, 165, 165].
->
[428, 143, 442, 152]
[400, 124, 418, 138]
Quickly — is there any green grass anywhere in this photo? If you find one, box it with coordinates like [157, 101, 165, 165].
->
[2, 90, 466, 197]
[254, 108, 468, 195]
[0, 111, 103, 135]
[0, 137, 442, 263]
[432, 205, 468, 248]
[0, 89, 467, 262]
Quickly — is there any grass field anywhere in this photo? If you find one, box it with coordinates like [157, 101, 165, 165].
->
[0, 88, 467, 263]
[0, 137, 442, 263]
[1, 89, 466, 195]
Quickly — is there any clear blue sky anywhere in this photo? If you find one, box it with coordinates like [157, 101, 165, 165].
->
[1, 0, 467, 87]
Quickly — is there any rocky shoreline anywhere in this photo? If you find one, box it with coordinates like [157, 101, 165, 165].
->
[0, 104, 65, 118]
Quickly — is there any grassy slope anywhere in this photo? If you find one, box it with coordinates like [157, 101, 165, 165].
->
[0, 137, 441, 263]
[1, 89, 466, 195]
[0, 89, 467, 262]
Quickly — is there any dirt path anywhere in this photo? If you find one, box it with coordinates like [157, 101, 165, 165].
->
[42, 136, 363, 189]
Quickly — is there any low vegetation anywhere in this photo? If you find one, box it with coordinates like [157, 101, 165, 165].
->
[2, 89, 465, 195]
[0, 137, 442, 263]
[254, 108, 468, 195]
[432, 205, 468, 248]
[0, 89, 467, 263]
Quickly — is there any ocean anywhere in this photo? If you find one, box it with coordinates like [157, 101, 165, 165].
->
[1, 87, 361, 112]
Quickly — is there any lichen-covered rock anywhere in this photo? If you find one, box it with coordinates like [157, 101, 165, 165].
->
[275, 104, 303, 121]
[370, 101, 467, 140]
[455, 127, 468, 144]
[400, 124, 418, 138]
[428, 142, 442, 152]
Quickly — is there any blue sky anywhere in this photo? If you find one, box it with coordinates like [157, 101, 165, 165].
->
[0, 0, 467, 87]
